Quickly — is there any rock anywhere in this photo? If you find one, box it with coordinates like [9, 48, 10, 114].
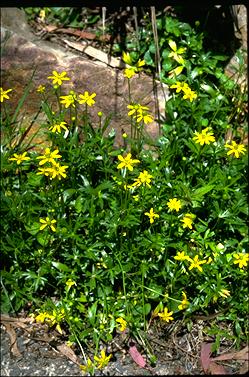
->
[1, 8, 169, 148]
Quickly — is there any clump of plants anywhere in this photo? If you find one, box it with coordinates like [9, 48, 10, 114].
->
[1, 11, 248, 375]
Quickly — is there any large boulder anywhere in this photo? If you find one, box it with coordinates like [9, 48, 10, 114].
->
[1, 8, 168, 148]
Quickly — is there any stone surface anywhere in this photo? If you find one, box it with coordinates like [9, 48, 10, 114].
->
[1, 7, 169, 148]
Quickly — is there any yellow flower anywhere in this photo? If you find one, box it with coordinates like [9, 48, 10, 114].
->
[188, 255, 206, 272]
[168, 40, 186, 64]
[80, 358, 94, 373]
[127, 103, 149, 117]
[193, 127, 215, 145]
[47, 162, 68, 180]
[9, 152, 30, 165]
[78, 91, 96, 106]
[219, 289, 230, 298]
[122, 51, 133, 65]
[167, 198, 182, 212]
[168, 65, 184, 78]
[0, 87, 12, 102]
[181, 213, 195, 229]
[170, 81, 189, 93]
[144, 208, 159, 224]
[36, 167, 52, 177]
[158, 307, 174, 322]
[66, 279, 76, 289]
[135, 110, 154, 124]
[178, 291, 189, 310]
[225, 140, 246, 158]
[37, 85, 46, 93]
[60, 90, 77, 108]
[35, 312, 53, 323]
[133, 170, 153, 188]
[49, 121, 68, 133]
[39, 9, 46, 21]
[182, 88, 197, 102]
[116, 317, 127, 332]
[133, 195, 139, 201]
[39, 217, 57, 232]
[233, 252, 249, 269]
[36, 148, 62, 166]
[117, 153, 140, 171]
[94, 349, 112, 369]
[174, 251, 191, 262]
[124, 67, 136, 79]
[122, 132, 128, 138]
[47, 70, 70, 86]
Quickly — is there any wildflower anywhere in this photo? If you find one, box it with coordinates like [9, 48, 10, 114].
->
[233, 252, 249, 269]
[122, 51, 133, 66]
[36, 167, 52, 177]
[117, 153, 140, 171]
[127, 103, 149, 117]
[168, 65, 184, 78]
[49, 121, 69, 133]
[8, 152, 30, 165]
[158, 307, 174, 322]
[178, 291, 189, 310]
[188, 255, 206, 272]
[193, 127, 215, 145]
[0, 87, 13, 102]
[47, 70, 70, 86]
[47, 162, 68, 180]
[122, 51, 145, 71]
[170, 81, 189, 93]
[94, 349, 112, 369]
[98, 111, 103, 117]
[116, 317, 127, 332]
[37, 85, 46, 93]
[133, 195, 139, 201]
[174, 251, 191, 262]
[36, 148, 62, 166]
[122, 132, 128, 138]
[225, 140, 246, 158]
[135, 110, 154, 124]
[60, 90, 77, 108]
[219, 289, 231, 298]
[66, 279, 76, 289]
[182, 88, 197, 102]
[144, 208, 159, 224]
[168, 40, 186, 64]
[133, 170, 153, 188]
[39, 9, 46, 21]
[167, 198, 182, 212]
[78, 91, 96, 106]
[35, 311, 53, 323]
[80, 358, 94, 373]
[124, 67, 137, 79]
[181, 213, 195, 229]
[39, 217, 57, 232]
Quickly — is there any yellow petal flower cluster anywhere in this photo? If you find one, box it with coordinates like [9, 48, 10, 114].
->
[117, 153, 140, 171]
[144, 208, 159, 223]
[170, 81, 197, 102]
[193, 127, 215, 146]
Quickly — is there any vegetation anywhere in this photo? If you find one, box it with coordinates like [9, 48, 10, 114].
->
[1, 6, 248, 375]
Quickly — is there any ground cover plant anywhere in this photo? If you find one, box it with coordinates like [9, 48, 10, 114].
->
[1, 7, 248, 375]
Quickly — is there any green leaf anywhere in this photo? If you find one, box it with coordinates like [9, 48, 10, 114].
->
[87, 301, 97, 326]
[191, 184, 215, 200]
[27, 173, 43, 187]
[51, 261, 71, 272]
[37, 233, 49, 246]
[25, 222, 40, 235]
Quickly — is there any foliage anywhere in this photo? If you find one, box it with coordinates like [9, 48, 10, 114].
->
[1, 8, 248, 374]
